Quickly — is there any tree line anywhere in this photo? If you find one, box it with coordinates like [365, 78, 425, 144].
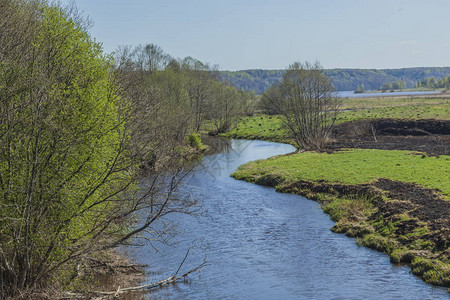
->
[220, 67, 450, 94]
[0, 0, 253, 297]
[379, 80, 407, 92]
[416, 75, 450, 89]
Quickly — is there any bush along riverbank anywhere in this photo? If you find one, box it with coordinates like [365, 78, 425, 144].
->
[231, 148, 450, 290]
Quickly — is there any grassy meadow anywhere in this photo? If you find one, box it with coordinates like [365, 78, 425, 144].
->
[340, 95, 450, 110]
[232, 149, 450, 198]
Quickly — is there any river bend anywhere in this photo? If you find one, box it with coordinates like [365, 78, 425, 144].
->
[129, 139, 448, 299]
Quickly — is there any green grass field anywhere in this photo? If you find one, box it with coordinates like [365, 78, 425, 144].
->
[232, 149, 450, 198]
[341, 95, 450, 110]
[220, 115, 286, 140]
[337, 104, 450, 123]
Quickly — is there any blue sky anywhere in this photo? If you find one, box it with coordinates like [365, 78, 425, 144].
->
[64, 0, 450, 71]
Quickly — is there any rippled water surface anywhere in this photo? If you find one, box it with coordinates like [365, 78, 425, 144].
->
[129, 139, 448, 299]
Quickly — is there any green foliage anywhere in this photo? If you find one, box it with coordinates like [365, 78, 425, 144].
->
[354, 84, 365, 93]
[416, 75, 450, 89]
[208, 82, 248, 134]
[392, 80, 407, 90]
[186, 133, 207, 151]
[0, 1, 135, 295]
[259, 61, 339, 150]
[115, 44, 251, 164]
[380, 80, 406, 91]
[220, 69, 284, 94]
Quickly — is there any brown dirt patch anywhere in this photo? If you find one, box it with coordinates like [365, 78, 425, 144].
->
[371, 178, 450, 253]
[331, 118, 450, 155]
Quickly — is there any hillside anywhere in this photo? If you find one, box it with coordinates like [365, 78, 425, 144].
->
[220, 67, 450, 94]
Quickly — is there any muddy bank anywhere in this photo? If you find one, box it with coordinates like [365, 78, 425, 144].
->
[58, 250, 146, 300]
[331, 118, 450, 155]
[280, 178, 450, 256]
[237, 173, 450, 289]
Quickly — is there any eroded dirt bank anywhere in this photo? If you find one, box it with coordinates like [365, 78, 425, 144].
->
[252, 176, 450, 289]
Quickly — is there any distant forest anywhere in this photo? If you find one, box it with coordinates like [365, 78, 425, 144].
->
[220, 67, 450, 94]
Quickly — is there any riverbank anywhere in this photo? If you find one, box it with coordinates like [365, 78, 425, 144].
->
[223, 106, 450, 289]
[231, 149, 450, 289]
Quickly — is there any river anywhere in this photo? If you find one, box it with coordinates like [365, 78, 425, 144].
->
[128, 138, 448, 299]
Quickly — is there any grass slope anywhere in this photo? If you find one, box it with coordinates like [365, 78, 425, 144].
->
[232, 149, 450, 198]
[220, 115, 289, 142]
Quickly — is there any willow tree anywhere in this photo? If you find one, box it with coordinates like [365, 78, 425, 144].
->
[262, 62, 340, 150]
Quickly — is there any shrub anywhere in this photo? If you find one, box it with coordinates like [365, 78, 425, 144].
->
[187, 132, 207, 150]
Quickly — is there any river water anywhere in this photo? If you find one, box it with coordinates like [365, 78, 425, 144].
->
[129, 138, 448, 299]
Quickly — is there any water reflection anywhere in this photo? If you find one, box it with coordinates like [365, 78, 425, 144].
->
[201, 135, 232, 155]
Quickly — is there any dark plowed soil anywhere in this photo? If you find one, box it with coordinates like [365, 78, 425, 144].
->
[372, 178, 450, 253]
[331, 119, 450, 155]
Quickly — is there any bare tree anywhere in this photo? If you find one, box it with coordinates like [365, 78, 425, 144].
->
[208, 82, 243, 134]
[181, 57, 217, 132]
[263, 61, 340, 150]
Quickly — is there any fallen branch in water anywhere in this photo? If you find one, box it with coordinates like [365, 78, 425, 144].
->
[93, 249, 206, 297]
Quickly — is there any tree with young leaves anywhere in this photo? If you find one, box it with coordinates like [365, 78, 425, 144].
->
[0, 1, 135, 295]
[0, 1, 198, 297]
